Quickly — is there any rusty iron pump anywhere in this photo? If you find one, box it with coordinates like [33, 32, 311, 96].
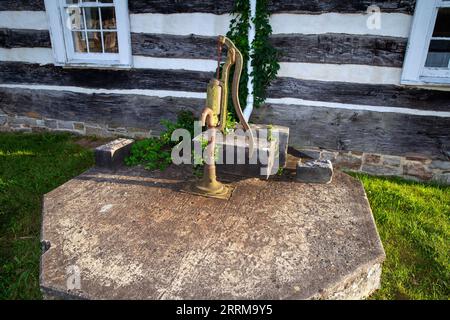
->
[188, 35, 254, 199]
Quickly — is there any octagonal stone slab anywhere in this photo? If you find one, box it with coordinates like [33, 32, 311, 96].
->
[40, 166, 385, 300]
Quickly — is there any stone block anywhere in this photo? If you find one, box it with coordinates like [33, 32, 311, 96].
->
[432, 173, 450, 185]
[73, 122, 85, 132]
[57, 120, 74, 130]
[44, 119, 58, 129]
[381, 155, 402, 167]
[192, 131, 279, 179]
[299, 148, 322, 160]
[403, 161, 433, 181]
[0, 115, 7, 126]
[296, 159, 333, 184]
[429, 160, 450, 171]
[334, 152, 362, 170]
[86, 125, 113, 138]
[242, 124, 289, 168]
[321, 150, 338, 162]
[363, 154, 381, 165]
[361, 164, 401, 176]
[95, 138, 135, 169]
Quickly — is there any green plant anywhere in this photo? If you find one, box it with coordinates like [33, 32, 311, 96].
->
[226, 0, 250, 120]
[252, 0, 280, 108]
[125, 111, 196, 171]
[226, 0, 280, 112]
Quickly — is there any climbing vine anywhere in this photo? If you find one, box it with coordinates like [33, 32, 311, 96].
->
[226, 0, 250, 118]
[226, 0, 280, 112]
[252, 0, 280, 108]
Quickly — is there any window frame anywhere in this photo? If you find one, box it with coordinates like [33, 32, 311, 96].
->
[401, 0, 450, 86]
[44, 0, 132, 68]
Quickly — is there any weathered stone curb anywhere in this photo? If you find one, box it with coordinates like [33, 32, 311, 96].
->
[95, 138, 134, 169]
[296, 159, 333, 184]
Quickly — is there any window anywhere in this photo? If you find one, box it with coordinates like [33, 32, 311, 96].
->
[45, 0, 132, 68]
[401, 0, 450, 85]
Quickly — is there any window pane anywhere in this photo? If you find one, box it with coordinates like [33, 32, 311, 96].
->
[432, 8, 450, 38]
[425, 40, 450, 68]
[103, 32, 118, 53]
[66, 0, 80, 4]
[99, 0, 114, 3]
[87, 31, 103, 53]
[101, 7, 116, 29]
[67, 7, 85, 30]
[72, 31, 87, 53]
[84, 7, 100, 29]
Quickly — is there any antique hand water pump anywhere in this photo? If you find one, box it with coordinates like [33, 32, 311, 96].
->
[189, 35, 254, 199]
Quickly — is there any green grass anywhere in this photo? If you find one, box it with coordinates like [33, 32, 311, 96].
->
[0, 132, 448, 299]
[0, 132, 94, 299]
[349, 173, 449, 300]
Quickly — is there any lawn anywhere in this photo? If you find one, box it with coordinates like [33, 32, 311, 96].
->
[0, 132, 94, 299]
[0, 132, 448, 300]
[350, 173, 449, 300]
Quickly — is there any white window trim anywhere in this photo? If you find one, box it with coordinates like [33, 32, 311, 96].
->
[401, 0, 450, 86]
[44, 0, 132, 68]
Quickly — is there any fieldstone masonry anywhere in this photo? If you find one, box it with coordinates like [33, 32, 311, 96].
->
[1, 114, 448, 184]
[298, 147, 450, 185]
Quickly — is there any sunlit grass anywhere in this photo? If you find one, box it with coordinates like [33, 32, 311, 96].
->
[0, 132, 94, 299]
[349, 173, 449, 300]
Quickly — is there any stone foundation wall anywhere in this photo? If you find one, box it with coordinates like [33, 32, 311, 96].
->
[0, 113, 153, 139]
[1, 113, 449, 184]
[298, 148, 450, 185]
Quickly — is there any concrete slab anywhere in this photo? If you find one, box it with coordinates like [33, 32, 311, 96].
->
[40, 166, 385, 300]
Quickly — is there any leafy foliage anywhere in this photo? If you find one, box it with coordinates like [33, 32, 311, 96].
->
[252, 0, 280, 108]
[125, 111, 196, 171]
[226, 0, 250, 122]
[226, 0, 280, 112]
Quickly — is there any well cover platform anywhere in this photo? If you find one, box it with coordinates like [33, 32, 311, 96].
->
[40, 166, 385, 299]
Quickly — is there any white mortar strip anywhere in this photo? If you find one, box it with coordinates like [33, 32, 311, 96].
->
[132, 56, 216, 72]
[0, 48, 217, 72]
[265, 97, 450, 118]
[130, 13, 232, 36]
[270, 13, 412, 38]
[0, 83, 206, 99]
[278, 62, 403, 85]
[0, 11, 48, 30]
[0, 11, 411, 38]
[0, 47, 53, 65]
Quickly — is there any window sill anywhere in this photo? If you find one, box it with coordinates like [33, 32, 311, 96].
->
[401, 77, 450, 88]
[56, 61, 133, 70]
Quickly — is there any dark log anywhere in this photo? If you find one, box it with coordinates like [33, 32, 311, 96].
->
[251, 103, 449, 160]
[268, 0, 416, 14]
[131, 33, 218, 60]
[0, 87, 203, 133]
[0, 29, 51, 49]
[0, 62, 213, 92]
[271, 34, 407, 68]
[128, 0, 234, 14]
[0, 0, 45, 11]
[268, 77, 450, 112]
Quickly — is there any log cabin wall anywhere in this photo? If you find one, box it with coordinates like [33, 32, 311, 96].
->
[0, 0, 449, 183]
[0, 0, 234, 137]
[250, 0, 450, 183]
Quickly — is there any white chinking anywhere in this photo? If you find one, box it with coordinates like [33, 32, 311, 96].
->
[270, 12, 412, 38]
